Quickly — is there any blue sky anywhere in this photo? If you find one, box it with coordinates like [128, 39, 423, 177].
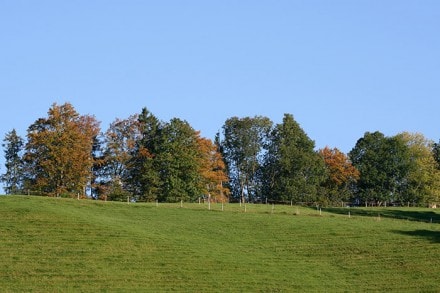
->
[1, 0, 439, 159]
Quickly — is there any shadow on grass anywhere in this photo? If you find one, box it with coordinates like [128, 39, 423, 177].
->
[323, 207, 439, 224]
[393, 230, 440, 243]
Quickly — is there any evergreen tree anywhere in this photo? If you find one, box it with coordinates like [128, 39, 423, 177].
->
[432, 140, 440, 169]
[1, 129, 25, 194]
[155, 118, 203, 202]
[129, 108, 162, 201]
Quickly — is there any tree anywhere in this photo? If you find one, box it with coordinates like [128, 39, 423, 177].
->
[90, 134, 106, 199]
[432, 139, 440, 169]
[101, 115, 141, 200]
[128, 108, 162, 201]
[221, 116, 273, 202]
[23, 103, 100, 197]
[318, 146, 359, 205]
[263, 114, 326, 204]
[1, 129, 25, 194]
[197, 136, 230, 202]
[397, 132, 440, 206]
[156, 118, 203, 202]
[349, 131, 411, 206]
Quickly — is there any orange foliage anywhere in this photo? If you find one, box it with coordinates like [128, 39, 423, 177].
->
[197, 136, 230, 202]
[319, 146, 359, 187]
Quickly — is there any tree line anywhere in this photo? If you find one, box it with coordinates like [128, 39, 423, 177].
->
[2, 102, 440, 207]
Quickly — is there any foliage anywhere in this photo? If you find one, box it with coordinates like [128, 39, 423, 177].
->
[397, 132, 440, 205]
[23, 103, 100, 197]
[349, 131, 411, 206]
[221, 116, 272, 202]
[100, 114, 141, 197]
[128, 108, 162, 201]
[264, 114, 326, 203]
[432, 139, 440, 169]
[197, 136, 230, 202]
[4, 101, 440, 207]
[319, 146, 359, 205]
[156, 118, 205, 202]
[1, 129, 25, 194]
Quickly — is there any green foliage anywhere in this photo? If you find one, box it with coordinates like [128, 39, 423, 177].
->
[221, 116, 273, 202]
[397, 132, 440, 205]
[349, 131, 411, 206]
[1, 129, 25, 194]
[433, 140, 440, 169]
[156, 118, 203, 202]
[129, 107, 162, 200]
[102, 115, 140, 185]
[5, 101, 440, 207]
[350, 131, 440, 206]
[264, 114, 326, 203]
[1, 196, 439, 292]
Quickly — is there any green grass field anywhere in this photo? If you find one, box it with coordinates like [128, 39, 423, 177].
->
[1, 196, 439, 292]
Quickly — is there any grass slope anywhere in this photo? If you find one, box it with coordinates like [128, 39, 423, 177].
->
[1, 196, 439, 292]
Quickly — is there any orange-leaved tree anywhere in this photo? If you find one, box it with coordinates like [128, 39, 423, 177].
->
[24, 102, 100, 197]
[319, 146, 359, 205]
[197, 136, 230, 202]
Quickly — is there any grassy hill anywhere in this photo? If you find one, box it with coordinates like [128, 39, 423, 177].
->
[1, 196, 439, 292]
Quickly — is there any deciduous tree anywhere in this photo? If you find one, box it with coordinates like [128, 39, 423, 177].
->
[197, 136, 229, 202]
[319, 146, 359, 205]
[264, 114, 326, 203]
[397, 132, 440, 206]
[24, 103, 100, 197]
[101, 115, 140, 200]
[221, 116, 273, 202]
[349, 131, 410, 206]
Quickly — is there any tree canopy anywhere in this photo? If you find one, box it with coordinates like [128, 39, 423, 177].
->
[2, 102, 440, 207]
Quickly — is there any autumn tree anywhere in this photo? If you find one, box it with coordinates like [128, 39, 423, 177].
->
[221, 116, 273, 203]
[263, 114, 326, 204]
[319, 146, 359, 205]
[24, 103, 100, 197]
[1, 129, 25, 194]
[197, 136, 229, 202]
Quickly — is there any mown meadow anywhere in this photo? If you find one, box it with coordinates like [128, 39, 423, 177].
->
[1, 196, 439, 292]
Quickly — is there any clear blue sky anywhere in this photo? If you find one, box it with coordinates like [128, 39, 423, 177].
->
[1, 0, 439, 158]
